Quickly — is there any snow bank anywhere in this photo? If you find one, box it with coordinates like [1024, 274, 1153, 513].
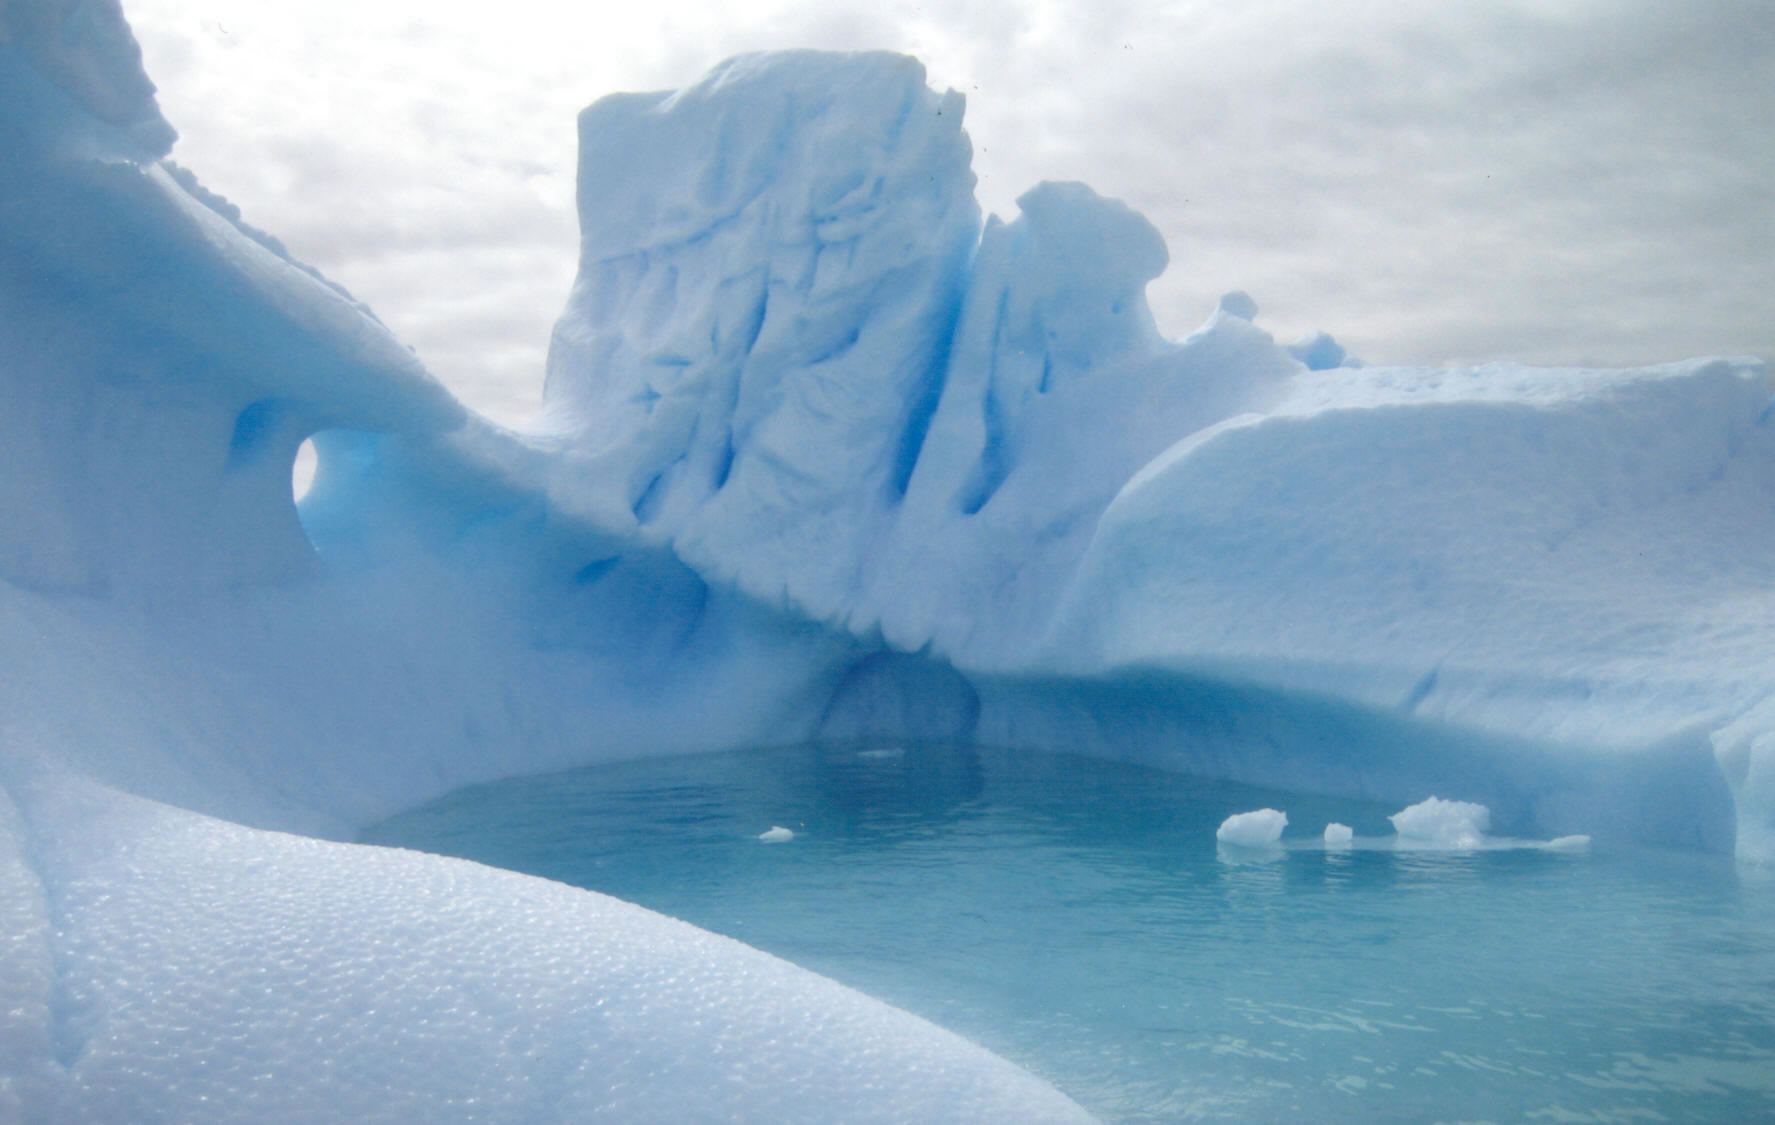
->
[1, 779, 1084, 1123]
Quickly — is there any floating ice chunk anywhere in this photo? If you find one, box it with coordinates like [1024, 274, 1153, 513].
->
[1542, 834, 1592, 851]
[856, 748, 907, 761]
[758, 826, 796, 843]
[1389, 797, 1490, 848]
[1217, 808, 1287, 847]
[1324, 822, 1354, 848]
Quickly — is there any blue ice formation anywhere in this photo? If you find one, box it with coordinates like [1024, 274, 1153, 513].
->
[2, 2, 1774, 1118]
[1390, 796, 1491, 848]
[1216, 808, 1288, 848]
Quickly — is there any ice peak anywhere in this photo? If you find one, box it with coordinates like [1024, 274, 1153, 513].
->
[0, 0, 175, 161]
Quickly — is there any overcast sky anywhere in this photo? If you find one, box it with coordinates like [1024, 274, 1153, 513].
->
[124, 0, 1773, 427]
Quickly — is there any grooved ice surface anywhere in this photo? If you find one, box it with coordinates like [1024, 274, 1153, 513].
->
[4, 0, 1775, 1120]
[541, 55, 1295, 660]
[544, 51, 980, 620]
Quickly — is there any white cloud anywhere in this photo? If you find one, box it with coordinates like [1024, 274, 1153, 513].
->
[125, 0, 1774, 423]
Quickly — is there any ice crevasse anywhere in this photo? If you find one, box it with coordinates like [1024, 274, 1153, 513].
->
[2, 2, 1774, 1119]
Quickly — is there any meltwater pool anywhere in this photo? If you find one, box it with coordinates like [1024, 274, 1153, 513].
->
[363, 742, 1775, 1122]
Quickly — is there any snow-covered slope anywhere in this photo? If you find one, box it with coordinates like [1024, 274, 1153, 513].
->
[4, 0, 1775, 1119]
[0, 778, 1086, 1122]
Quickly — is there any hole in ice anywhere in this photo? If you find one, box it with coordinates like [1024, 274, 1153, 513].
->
[228, 397, 288, 469]
[363, 742, 1775, 1122]
[291, 437, 317, 502]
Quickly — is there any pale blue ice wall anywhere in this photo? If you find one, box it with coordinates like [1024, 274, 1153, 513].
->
[0, 3, 461, 602]
[538, 58, 1300, 665]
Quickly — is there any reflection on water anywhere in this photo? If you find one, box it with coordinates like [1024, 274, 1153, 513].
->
[363, 743, 1775, 1123]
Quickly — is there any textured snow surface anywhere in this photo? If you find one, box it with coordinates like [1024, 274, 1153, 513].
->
[0, 780, 1085, 1123]
[6, 2, 1775, 1119]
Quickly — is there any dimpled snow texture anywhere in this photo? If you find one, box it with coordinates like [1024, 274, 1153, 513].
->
[4, 780, 1087, 1123]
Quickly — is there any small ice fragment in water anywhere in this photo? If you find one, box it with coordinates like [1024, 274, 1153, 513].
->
[1216, 808, 1287, 847]
[856, 748, 906, 760]
[1324, 822, 1354, 847]
[1390, 796, 1489, 848]
[758, 826, 795, 843]
[1543, 834, 1591, 851]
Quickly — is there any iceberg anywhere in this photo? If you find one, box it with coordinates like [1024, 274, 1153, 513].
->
[1389, 796, 1491, 848]
[1216, 808, 1288, 848]
[3, 0, 1774, 1118]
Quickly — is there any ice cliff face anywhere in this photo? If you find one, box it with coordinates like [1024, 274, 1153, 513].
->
[3, 1, 1775, 1119]
[545, 52, 979, 621]
[541, 54, 1295, 662]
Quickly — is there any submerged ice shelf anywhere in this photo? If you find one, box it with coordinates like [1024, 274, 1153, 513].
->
[3, 0, 1775, 1119]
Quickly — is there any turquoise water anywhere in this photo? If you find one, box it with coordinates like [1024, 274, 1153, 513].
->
[363, 743, 1775, 1122]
